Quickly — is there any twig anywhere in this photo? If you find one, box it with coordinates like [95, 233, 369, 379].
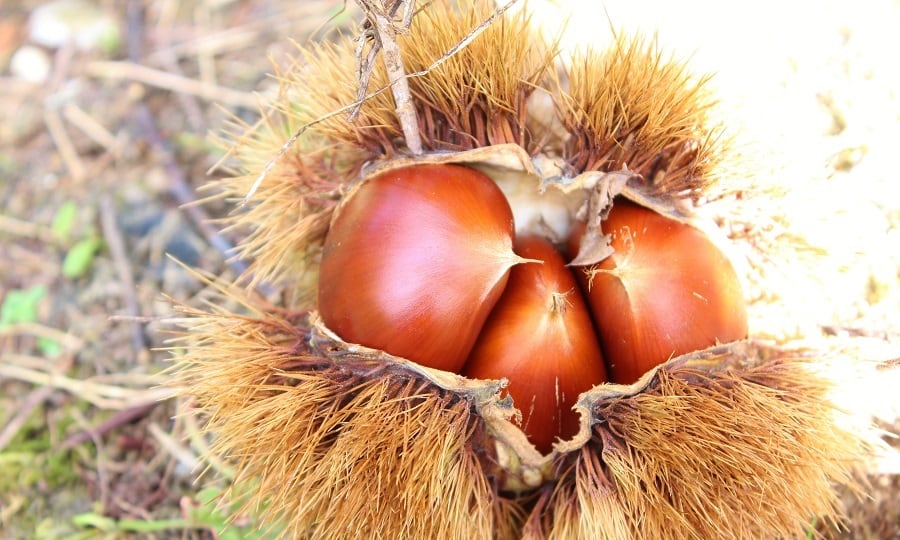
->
[2, 354, 61, 373]
[148, 422, 199, 473]
[349, 0, 413, 121]
[0, 214, 61, 244]
[84, 61, 259, 109]
[43, 105, 86, 182]
[62, 401, 158, 450]
[371, 10, 422, 154]
[62, 103, 121, 155]
[134, 105, 248, 277]
[100, 194, 147, 355]
[124, 0, 248, 278]
[0, 353, 74, 451]
[350, 23, 380, 120]
[350, 1, 421, 152]
[0, 361, 175, 410]
[0, 322, 85, 350]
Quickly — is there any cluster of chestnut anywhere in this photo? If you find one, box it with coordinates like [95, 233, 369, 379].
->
[319, 164, 747, 453]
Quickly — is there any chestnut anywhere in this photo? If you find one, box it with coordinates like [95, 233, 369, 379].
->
[463, 235, 607, 453]
[318, 163, 530, 373]
[569, 199, 748, 384]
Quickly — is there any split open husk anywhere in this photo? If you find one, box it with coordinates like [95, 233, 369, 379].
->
[172, 1, 875, 538]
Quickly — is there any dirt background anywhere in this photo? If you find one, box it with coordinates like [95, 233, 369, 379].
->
[0, 0, 898, 538]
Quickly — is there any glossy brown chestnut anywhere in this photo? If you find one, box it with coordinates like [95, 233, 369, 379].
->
[318, 164, 527, 373]
[463, 235, 608, 453]
[569, 199, 748, 385]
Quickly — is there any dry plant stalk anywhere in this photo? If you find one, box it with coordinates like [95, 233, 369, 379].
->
[352, 0, 423, 153]
[173, 1, 873, 538]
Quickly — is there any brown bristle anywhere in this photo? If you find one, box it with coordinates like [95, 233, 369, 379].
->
[274, 0, 556, 155]
[202, 95, 358, 292]
[173, 282, 869, 538]
[268, 38, 399, 157]
[524, 344, 867, 539]
[170, 281, 526, 539]
[399, 1, 557, 152]
[558, 33, 727, 199]
[521, 445, 630, 540]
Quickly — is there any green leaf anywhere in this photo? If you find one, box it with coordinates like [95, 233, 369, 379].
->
[0, 285, 46, 327]
[38, 336, 63, 357]
[52, 201, 79, 242]
[116, 518, 192, 532]
[72, 513, 116, 531]
[62, 237, 103, 279]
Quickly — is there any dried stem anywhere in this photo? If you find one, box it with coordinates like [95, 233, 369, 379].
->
[84, 61, 258, 109]
[353, 1, 423, 154]
[62, 402, 158, 450]
[372, 10, 422, 154]
[99, 194, 147, 356]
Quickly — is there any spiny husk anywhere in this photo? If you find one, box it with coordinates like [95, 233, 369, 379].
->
[172, 278, 867, 538]
[273, 0, 556, 156]
[204, 1, 755, 295]
[173, 1, 875, 537]
[528, 343, 867, 539]
[170, 281, 525, 540]
[206, 0, 556, 290]
[520, 445, 630, 540]
[396, 0, 557, 152]
[205, 109, 354, 292]
[556, 34, 726, 200]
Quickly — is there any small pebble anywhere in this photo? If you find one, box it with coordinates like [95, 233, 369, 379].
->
[9, 44, 51, 83]
[28, 0, 120, 53]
